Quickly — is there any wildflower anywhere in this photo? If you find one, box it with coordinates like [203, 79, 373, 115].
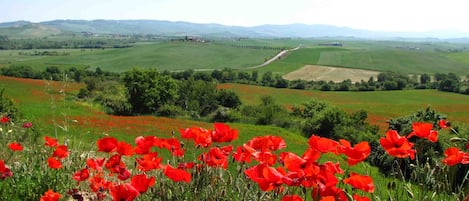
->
[131, 174, 155, 193]
[163, 164, 191, 183]
[22, 122, 33, 128]
[407, 122, 438, 142]
[308, 135, 339, 154]
[179, 127, 212, 147]
[109, 183, 139, 201]
[338, 139, 371, 166]
[86, 158, 105, 171]
[380, 130, 416, 160]
[353, 194, 371, 201]
[105, 154, 125, 173]
[8, 142, 23, 151]
[245, 135, 286, 152]
[96, 137, 118, 153]
[212, 122, 238, 142]
[154, 137, 184, 157]
[44, 136, 58, 147]
[136, 152, 162, 171]
[52, 145, 69, 158]
[72, 168, 89, 183]
[442, 147, 469, 166]
[244, 163, 285, 191]
[343, 172, 374, 193]
[0, 116, 9, 124]
[47, 157, 62, 169]
[282, 195, 304, 201]
[0, 160, 13, 180]
[198, 145, 232, 169]
[117, 141, 134, 156]
[439, 119, 449, 129]
[280, 152, 307, 171]
[40, 189, 61, 201]
[134, 136, 156, 154]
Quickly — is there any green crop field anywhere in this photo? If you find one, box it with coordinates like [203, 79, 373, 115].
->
[219, 83, 469, 129]
[0, 41, 279, 72]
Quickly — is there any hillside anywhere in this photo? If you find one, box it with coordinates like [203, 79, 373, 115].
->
[1, 19, 469, 39]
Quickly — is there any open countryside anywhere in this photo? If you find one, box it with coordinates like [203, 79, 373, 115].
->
[1, 19, 469, 201]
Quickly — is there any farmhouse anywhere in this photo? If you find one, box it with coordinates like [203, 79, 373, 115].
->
[318, 42, 343, 46]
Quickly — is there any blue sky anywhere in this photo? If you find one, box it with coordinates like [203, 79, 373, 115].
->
[2, 0, 469, 33]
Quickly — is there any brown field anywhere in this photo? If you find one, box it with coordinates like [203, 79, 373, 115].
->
[283, 65, 380, 82]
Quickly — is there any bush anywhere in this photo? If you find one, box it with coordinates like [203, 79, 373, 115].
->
[157, 104, 183, 117]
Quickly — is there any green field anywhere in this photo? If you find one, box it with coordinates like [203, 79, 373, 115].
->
[219, 83, 469, 129]
[2, 39, 469, 77]
[0, 41, 279, 72]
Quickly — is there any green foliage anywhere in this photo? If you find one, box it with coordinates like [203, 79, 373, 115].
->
[123, 68, 179, 114]
[0, 88, 19, 120]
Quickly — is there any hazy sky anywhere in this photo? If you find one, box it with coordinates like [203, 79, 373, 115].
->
[2, 0, 469, 33]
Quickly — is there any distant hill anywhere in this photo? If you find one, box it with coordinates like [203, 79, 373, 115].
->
[0, 19, 468, 40]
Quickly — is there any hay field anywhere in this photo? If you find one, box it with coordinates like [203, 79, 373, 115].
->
[282, 65, 380, 82]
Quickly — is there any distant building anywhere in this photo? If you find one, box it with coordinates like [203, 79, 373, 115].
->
[318, 42, 343, 47]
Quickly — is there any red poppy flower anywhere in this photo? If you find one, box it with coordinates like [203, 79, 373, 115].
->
[0, 116, 9, 124]
[131, 174, 155, 193]
[308, 135, 339, 154]
[343, 172, 374, 193]
[199, 146, 232, 169]
[439, 119, 449, 129]
[442, 147, 469, 166]
[301, 147, 321, 162]
[338, 139, 370, 166]
[53, 145, 69, 159]
[136, 152, 162, 171]
[89, 173, 109, 192]
[0, 160, 13, 180]
[180, 127, 212, 147]
[105, 154, 126, 173]
[44, 136, 58, 147]
[154, 137, 184, 157]
[380, 130, 416, 160]
[8, 142, 23, 151]
[246, 135, 286, 152]
[86, 158, 105, 171]
[72, 168, 89, 183]
[109, 183, 139, 201]
[178, 162, 195, 169]
[164, 164, 191, 183]
[135, 136, 156, 154]
[117, 141, 134, 156]
[407, 122, 438, 142]
[212, 122, 238, 142]
[233, 146, 252, 163]
[47, 157, 62, 169]
[353, 194, 371, 201]
[280, 152, 307, 171]
[244, 163, 285, 191]
[97, 137, 118, 153]
[117, 166, 131, 180]
[282, 195, 304, 201]
[40, 189, 61, 201]
[22, 122, 33, 128]
[318, 196, 335, 201]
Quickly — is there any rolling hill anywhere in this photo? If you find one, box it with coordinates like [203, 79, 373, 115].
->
[1, 19, 469, 39]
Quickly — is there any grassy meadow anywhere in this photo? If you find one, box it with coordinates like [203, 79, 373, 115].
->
[218, 83, 469, 130]
[0, 41, 279, 72]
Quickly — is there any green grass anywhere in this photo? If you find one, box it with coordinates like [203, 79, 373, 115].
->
[316, 49, 469, 74]
[219, 83, 469, 129]
[0, 41, 278, 72]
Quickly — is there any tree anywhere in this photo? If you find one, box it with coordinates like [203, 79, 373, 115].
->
[420, 73, 430, 84]
[123, 68, 178, 114]
[217, 90, 241, 109]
